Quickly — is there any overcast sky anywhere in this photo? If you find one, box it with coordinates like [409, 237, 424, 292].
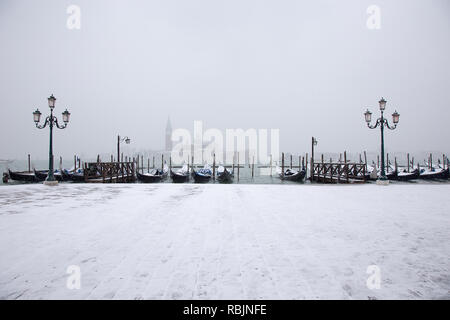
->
[0, 0, 449, 161]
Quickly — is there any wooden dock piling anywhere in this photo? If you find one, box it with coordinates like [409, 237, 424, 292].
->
[212, 153, 216, 180]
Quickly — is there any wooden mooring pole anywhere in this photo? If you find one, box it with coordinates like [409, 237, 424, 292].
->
[28, 154, 31, 172]
[407, 153, 410, 173]
[269, 154, 272, 177]
[252, 155, 255, 179]
[212, 153, 216, 181]
[237, 153, 240, 182]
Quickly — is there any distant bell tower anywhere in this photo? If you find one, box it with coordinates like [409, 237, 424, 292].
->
[165, 116, 172, 151]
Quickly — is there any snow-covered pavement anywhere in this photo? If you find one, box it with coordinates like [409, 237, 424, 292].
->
[0, 184, 448, 300]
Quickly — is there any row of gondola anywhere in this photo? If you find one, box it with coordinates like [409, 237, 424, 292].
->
[4, 164, 448, 184]
[136, 164, 236, 183]
[365, 165, 449, 181]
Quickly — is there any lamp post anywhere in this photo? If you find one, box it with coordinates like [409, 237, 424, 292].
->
[364, 97, 400, 185]
[33, 94, 71, 186]
[117, 135, 131, 162]
[310, 136, 318, 182]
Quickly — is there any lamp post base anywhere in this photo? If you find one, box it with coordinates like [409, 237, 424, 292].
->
[376, 179, 389, 186]
[43, 180, 59, 186]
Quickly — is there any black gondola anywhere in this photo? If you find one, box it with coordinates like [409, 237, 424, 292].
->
[419, 167, 449, 180]
[70, 169, 86, 182]
[216, 166, 234, 183]
[395, 169, 420, 181]
[7, 169, 38, 183]
[386, 170, 398, 180]
[34, 169, 65, 182]
[192, 167, 212, 183]
[137, 167, 168, 183]
[171, 165, 189, 183]
[278, 168, 306, 182]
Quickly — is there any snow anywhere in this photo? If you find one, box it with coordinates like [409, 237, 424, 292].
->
[0, 183, 449, 300]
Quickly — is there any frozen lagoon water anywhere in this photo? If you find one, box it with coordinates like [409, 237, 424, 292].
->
[0, 183, 448, 299]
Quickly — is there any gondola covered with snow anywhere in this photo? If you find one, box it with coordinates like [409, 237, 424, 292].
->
[192, 165, 212, 183]
[277, 167, 306, 182]
[216, 166, 234, 183]
[171, 164, 190, 183]
[395, 168, 420, 181]
[34, 169, 65, 182]
[137, 165, 169, 183]
[419, 167, 449, 180]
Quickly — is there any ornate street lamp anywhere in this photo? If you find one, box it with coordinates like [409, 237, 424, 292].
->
[310, 136, 318, 182]
[364, 97, 400, 185]
[33, 94, 70, 185]
[117, 135, 131, 162]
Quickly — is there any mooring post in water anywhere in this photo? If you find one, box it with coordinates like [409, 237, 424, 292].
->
[232, 153, 235, 174]
[186, 155, 190, 172]
[386, 153, 389, 173]
[344, 151, 348, 183]
[281, 153, 285, 177]
[161, 154, 164, 173]
[290, 154, 292, 169]
[169, 156, 172, 174]
[429, 153, 432, 169]
[364, 151, 367, 171]
[269, 154, 272, 177]
[212, 153, 216, 181]
[147, 158, 150, 173]
[407, 153, 410, 172]
[305, 153, 308, 179]
[237, 152, 240, 182]
[28, 154, 31, 172]
[252, 155, 255, 179]
[141, 155, 144, 174]
[74, 155, 77, 170]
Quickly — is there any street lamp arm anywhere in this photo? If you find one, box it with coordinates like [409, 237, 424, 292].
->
[54, 117, 68, 129]
[35, 116, 50, 129]
[367, 118, 381, 129]
[384, 120, 397, 130]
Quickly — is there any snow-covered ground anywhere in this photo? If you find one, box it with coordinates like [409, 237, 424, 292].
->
[0, 183, 448, 300]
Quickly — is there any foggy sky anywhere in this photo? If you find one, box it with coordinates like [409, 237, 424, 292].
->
[0, 0, 449, 161]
